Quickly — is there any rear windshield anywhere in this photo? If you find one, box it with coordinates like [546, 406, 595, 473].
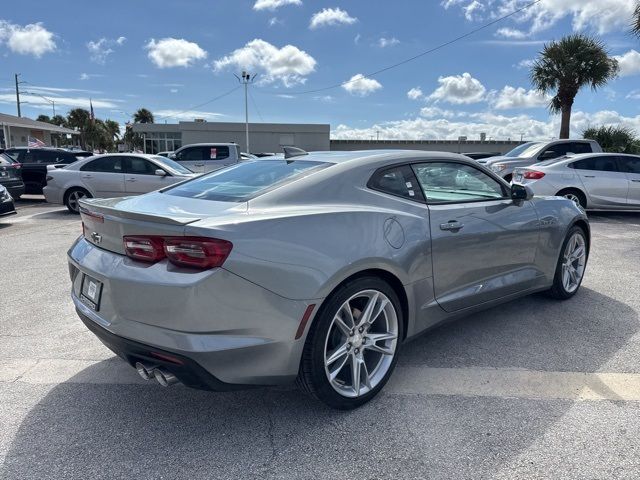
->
[164, 159, 331, 202]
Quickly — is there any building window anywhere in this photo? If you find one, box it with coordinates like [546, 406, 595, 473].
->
[142, 132, 182, 153]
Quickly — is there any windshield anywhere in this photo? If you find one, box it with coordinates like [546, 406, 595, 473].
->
[164, 159, 331, 202]
[151, 156, 193, 175]
[504, 142, 543, 158]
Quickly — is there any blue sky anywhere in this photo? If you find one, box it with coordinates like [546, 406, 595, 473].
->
[1, 0, 640, 141]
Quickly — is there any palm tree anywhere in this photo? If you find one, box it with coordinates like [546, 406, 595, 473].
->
[36, 114, 51, 123]
[50, 115, 68, 127]
[531, 35, 619, 139]
[133, 108, 154, 124]
[633, 2, 640, 38]
[104, 119, 121, 142]
[67, 108, 91, 148]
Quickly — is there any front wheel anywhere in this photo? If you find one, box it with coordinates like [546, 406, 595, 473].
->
[64, 188, 91, 214]
[298, 276, 403, 409]
[547, 226, 588, 300]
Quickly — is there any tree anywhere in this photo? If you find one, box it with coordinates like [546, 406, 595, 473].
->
[531, 35, 619, 139]
[50, 115, 68, 127]
[36, 114, 51, 123]
[583, 125, 640, 154]
[104, 119, 121, 142]
[67, 108, 91, 148]
[633, 2, 640, 38]
[133, 108, 154, 124]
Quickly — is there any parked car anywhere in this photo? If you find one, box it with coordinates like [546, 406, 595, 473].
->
[479, 140, 602, 182]
[462, 152, 501, 160]
[0, 153, 25, 199]
[69, 150, 590, 409]
[513, 153, 640, 210]
[3, 147, 85, 194]
[170, 143, 242, 173]
[157, 151, 174, 158]
[44, 153, 196, 213]
[0, 184, 16, 217]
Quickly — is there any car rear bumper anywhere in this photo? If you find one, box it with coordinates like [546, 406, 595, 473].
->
[42, 185, 64, 205]
[68, 238, 318, 387]
[0, 198, 16, 216]
[1, 180, 25, 198]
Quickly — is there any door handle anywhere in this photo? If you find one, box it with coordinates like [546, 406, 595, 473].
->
[126, 178, 136, 182]
[81, 174, 93, 179]
[195, 163, 204, 167]
[632, 179, 640, 183]
[440, 221, 464, 231]
[583, 175, 596, 178]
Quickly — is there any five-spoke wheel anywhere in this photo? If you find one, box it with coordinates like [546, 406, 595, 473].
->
[547, 225, 588, 299]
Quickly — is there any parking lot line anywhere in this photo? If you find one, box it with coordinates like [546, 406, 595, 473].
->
[4, 358, 640, 402]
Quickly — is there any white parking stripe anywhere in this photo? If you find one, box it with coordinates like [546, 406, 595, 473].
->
[4, 358, 640, 401]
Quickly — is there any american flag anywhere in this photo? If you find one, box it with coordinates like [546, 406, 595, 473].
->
[90, 99, 95, 122]
[27, 136, 46, 148]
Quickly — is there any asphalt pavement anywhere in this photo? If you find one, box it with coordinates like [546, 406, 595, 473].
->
[1, 197, 639, 479]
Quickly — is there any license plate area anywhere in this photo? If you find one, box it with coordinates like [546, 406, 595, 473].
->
[514, 173, 523, 183]
[80, 274, 103, 311]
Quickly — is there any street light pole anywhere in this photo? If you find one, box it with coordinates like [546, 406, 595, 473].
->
[235, 71, 256, 153]
[15, 73, 21, 117]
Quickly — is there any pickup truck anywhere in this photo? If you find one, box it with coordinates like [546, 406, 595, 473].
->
[478, 139, 602, 182]
[170, 143, 245, 173]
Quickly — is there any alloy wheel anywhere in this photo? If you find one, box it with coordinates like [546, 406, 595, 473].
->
[323, 289, 398, 398]
[561, 232, 586, 293]
[67, 190, 86, 213]
[563, 193, 582, 207]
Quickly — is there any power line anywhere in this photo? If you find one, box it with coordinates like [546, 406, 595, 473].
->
[155, 85, 241, 121]
[257, 0, 543, 96]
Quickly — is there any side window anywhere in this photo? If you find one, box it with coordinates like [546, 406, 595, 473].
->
[570, 157, 618, 172]
[539, 143, 570, 160]
[206, 146, 230, 161]
[412, 162, 507, 203]
[618, 156, 640, 174]
[570, 142, 592, 154]
[60, 153, 79, 164]
[176, 147, 202, 161]
[368, 165, 424, 202]
[126, 157, 157, 175]
[80, 157, 124, 173]
[34, 150, 58, 164]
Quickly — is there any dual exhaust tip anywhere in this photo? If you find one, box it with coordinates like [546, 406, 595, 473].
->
[135, 362, 179, 387]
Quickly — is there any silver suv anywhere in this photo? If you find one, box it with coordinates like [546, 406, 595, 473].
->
[479, 139, 602, 182]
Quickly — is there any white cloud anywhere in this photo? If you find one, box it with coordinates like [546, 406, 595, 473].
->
[170, 88, 178, 93]
[331, 109, 640, 142]
[614, 50, 640, 77]
[87, 37, 126, 64]
[309, 8, 357, 29]
[420, 106, 456, 119]
[515, 58, 535, 70]
[342, 74, 382, 96]
[268, 17, 283, 27]
[429, 72, 486, 104]
[444, 0, 636, 36]
[214, 39, 316, 87]
[463, 0, 484, 20]
[0, 93, 117, 109]
[146, 38, 207, 68]
[627, 90, 640, 100]
[253, 0, 301, 11]
[495, 27, 528, 39]
[0, 21, 56, 57]
[490, 86, 550, 109]
[79, 73, 103, 81]
[155, 110, 225, 121]
[377, 37, 400, 48]
[407, 87, 424, 100]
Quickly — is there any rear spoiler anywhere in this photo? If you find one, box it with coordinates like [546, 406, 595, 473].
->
[79, 199, 202, 226]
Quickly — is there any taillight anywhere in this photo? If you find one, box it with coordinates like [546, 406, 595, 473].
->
[122, 235, 232, 269]
[123, 236, 166, 263]
[524, 170, 545, 180]
[13, 163, 21, 169]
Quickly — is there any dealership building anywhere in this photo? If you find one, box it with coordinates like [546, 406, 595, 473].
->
[131, 120, 522, 155]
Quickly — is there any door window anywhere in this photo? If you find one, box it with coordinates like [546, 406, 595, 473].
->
[368, 165, 424, 202]
[538, 143, 572, 160]
[569, 142, 593, 154]
[175, 147, 204, 161]
[618, 156, 640, 174]
[412, 162, 507, 203]
[80, 157, 124, 173]
[206, 146, 229, 161]
[126, 157, 158, 175]
[569, 157, 618, 172]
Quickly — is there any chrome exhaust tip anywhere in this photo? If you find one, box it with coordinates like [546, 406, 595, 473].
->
[135, 362, 157, 381]
[154, 368, 179, 387]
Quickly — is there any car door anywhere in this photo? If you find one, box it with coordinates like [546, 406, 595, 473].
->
[570, 156, 628, 208]
[202, 145, 234, 172]
[412, 161, 541, 312]
[617, 155, 640, 207]
[79, 156, 126, 197]
[173, 146, 206, 173]
[123, 156, 169, 194]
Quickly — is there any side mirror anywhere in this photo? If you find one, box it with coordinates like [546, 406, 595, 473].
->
[169, 153, 177, 160]
[155, 169, 167, 177]
[511, 183, 534, 201]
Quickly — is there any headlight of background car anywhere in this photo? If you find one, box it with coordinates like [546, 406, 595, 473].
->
[491, 164, 507, 172]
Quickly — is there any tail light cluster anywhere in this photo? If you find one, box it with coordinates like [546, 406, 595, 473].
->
[123, 235, 233, 270]
[523, 170, 545, 180]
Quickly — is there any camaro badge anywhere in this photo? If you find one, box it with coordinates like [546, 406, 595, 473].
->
[91, 232, 102, 244]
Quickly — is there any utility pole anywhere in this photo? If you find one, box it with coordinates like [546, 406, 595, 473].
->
[15, 74, 21, 117]
[235, 71, 256, 153]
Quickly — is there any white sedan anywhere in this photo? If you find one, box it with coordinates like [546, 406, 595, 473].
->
[512, 153, 640, 210]
[44, 154, 196, 213]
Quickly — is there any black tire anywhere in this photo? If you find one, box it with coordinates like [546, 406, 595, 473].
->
[556, 188, 586, 209]
[297, 276, 404, 410]
[64, 187, 91, 214]
[546, 225, 588, 300]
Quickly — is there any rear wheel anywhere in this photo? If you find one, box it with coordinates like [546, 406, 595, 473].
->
[64, 187, 91, 214]
[547, 226, 588, 300]
[298, 276, 403, 410]
[557, 189, 586, 209]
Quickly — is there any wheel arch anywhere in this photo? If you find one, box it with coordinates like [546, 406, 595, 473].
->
[569, 218, 591, 256]
[556, 187, 587, 207]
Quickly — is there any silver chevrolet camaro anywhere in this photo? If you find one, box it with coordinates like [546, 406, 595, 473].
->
[68, 150, 590, 409]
